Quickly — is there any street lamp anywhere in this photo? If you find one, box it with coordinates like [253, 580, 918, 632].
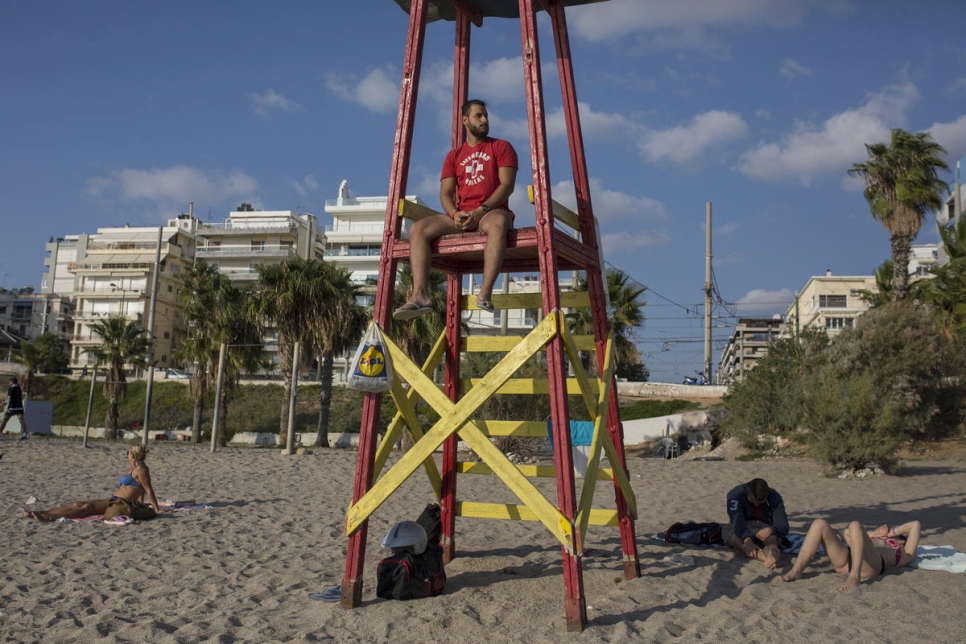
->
[110, 283, 140, 319]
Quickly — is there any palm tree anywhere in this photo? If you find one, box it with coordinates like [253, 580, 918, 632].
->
[858, 260, 895, 308]
[913, 216, 966, 336]
[252, 257, 353, 438]
[566, 267, 648, 380]
[313, 263, 367, 447]
[848, 129, 949, 300]
[177, 261, 264, 445]
[85, 317, 151, 437]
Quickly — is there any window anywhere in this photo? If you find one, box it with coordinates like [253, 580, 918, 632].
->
[825, 317, 854, 330]
[819, 294, 847, 308]
[163, 331, 170, 339]
[168, 284, 173, 292]
[251, 240, 265, 251]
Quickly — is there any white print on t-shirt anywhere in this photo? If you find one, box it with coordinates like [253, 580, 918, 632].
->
[460, 150, 492, 186]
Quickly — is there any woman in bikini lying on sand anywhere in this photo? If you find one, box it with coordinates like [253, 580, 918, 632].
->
[780, 518, 921, 591]
[23, 444, 165, 522]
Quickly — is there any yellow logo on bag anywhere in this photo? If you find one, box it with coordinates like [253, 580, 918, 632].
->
[356, 345, 386, 377]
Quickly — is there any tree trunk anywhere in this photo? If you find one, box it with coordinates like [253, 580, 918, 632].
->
[105, 399, 119, 440]
[217, 387, 229, 448]
[191, 397, 204, 443]
[891, 233, 912, 301]
[314, 352, 335, 447]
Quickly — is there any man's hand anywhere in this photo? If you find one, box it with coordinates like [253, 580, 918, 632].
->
[743, 539, 761, 558]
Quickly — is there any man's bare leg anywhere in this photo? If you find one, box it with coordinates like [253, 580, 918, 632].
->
[476, 210, 511, 302]
[405, 214, 459, 306]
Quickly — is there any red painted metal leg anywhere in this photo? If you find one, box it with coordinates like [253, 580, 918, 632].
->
[546, 0, 640, 579]
[341, 0, 428, 608]
[518, 0, 585, 631]
[440, 271, 463, 562]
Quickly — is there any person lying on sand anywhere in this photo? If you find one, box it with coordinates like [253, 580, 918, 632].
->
[22, 445, 165, 522]
[726, 477, 789, 569]
[781, 519, 921, 591]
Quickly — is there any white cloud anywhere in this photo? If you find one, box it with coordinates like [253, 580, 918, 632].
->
[738, 81, 920, 183]
[545, 101, 635, 142]
[86, 166, 259, 213]
[567, 0, 854, 45]
[736, 288, 795, 317]
[601, 230, 671, 254]
[715, 221, 739, 237]
[927, 114, 966, 165]
[289, 174, 319, 198]
[779, 58, 812, 78]
[324, 68, 399, 114]
[249, 89, 301, 117]
[947, 78, 966, 93]
[552, 178, 668, 223]
[639, 110, 749, 165]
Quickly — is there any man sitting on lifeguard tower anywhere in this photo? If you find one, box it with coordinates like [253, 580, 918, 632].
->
[393, 99, 518, 319]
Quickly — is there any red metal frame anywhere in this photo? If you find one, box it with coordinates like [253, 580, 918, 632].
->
[342, 0, 638, 630]
[340, 0, 428, 609]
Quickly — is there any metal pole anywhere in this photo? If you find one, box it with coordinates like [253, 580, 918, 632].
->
[704, 202, 713, 383]
[285, 341, 301, 454]
[82, 368, 98, 448]
[795, 292, 800, 339]
[210, 342, 227, 453]
[141, 226, 163, 447]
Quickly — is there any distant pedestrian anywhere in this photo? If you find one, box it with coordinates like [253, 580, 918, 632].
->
[0, 376, 27, 440]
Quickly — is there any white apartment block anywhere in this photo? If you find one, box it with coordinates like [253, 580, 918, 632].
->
[0, 287, 74, 348]
[194, 203, 325, 284]
[68, 217, 198, 375]
[717, 316, 782, 385]
[783, 270, 876, 338]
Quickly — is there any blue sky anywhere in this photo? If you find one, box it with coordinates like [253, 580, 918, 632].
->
[3, 0, 966, 383]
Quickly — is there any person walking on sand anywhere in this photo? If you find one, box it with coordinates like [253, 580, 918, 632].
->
[393, 99, 517, 320]
[726, 477, 789, 569]
[0, 376, 27, 440]
[781, 519, 921, 591]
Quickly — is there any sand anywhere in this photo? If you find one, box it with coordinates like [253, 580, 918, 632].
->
[2, 438, 965, 643]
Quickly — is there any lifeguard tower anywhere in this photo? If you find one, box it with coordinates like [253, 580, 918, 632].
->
[340, 0, 640, 631]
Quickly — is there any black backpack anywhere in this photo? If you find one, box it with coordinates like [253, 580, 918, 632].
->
[376, 505, 446, 601]
[663, 521, 724, 545]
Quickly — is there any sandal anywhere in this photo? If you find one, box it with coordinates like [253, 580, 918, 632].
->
[393, 301, 433, 320]
[476, 297, 495, 313]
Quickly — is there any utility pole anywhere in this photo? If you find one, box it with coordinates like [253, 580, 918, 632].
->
[703, 202, 713, 384]
[955, 160, 961, 229]
[140, 226, 163, 447]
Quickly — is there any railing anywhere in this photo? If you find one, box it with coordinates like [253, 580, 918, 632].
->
[324, 196, 390, 208]
[87, 241, 159, 251]
[196, 247, 296, 258]
[197, 222, 298, 233]
[324, 223, 386, 234]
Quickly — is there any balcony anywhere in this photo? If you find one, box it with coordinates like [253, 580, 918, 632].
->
[197, 222, 298, 235]
[196, 246, 296, 259]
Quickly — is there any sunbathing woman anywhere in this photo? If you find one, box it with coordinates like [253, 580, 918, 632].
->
[22, 445, 165, 522]
[780, 518, 921, 591]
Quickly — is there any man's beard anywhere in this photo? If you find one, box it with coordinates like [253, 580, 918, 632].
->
[467, 123, 488, 138]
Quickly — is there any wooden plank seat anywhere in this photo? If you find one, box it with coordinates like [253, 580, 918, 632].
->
[394, 194, 595, 273]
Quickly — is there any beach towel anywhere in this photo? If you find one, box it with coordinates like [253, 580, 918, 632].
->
[910, 546, 966, 573]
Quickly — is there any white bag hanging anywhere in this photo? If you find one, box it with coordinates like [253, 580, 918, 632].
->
[347, 322, 394, 392]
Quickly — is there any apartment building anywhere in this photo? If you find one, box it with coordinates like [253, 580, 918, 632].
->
[0, 287, 74, 348]
[194, 203, 325, 284]
[783, 270, 875, 338]
[717, 316, 782, 385]
[68, 216, 198, 375]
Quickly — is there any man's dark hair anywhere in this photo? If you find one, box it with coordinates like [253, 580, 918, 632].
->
[461, 99, 486, 117]
[10, 377, 17, 384]
[747, 478, 769, 503]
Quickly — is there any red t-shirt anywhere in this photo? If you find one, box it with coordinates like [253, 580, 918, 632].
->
[440, 137, 517, 218]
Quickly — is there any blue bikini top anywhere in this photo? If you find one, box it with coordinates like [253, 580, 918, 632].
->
[117, 462, 145, 489]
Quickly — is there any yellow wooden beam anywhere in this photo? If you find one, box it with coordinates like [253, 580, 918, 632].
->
[559, 320, 598, 420]
[398, 198, 441, 221]
[467, 419, 549, 437]
[387, 376, 442, 499]
[462, 291, 590, 312]
[460, 377, 599, 396]
[527, 184, 581, 231]
[374, 332, 446, 479]
[464, 334, 596, 353]
[458, 501, 619, 527]
[346, 314, 562, 540]
[457, 461, 615, 481]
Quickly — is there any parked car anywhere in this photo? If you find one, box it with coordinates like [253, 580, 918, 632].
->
[163, 368, 190, 380]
